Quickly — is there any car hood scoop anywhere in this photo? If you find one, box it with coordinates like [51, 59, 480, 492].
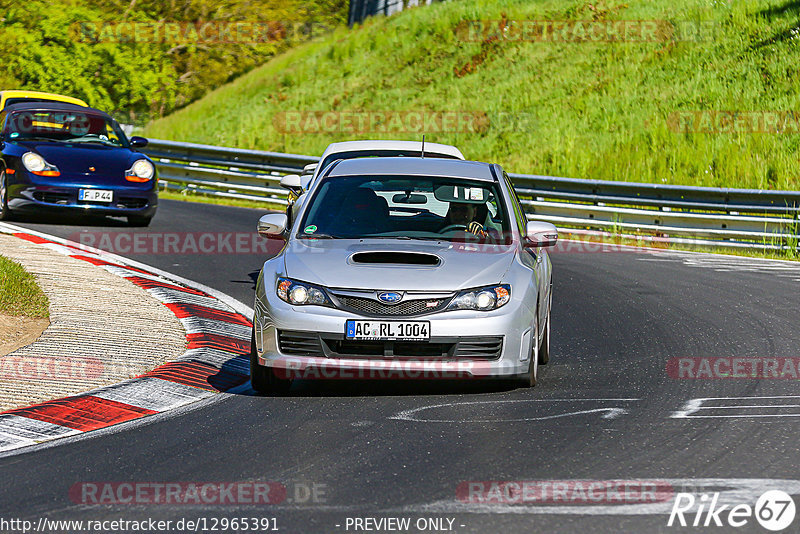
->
[284, 239, 517, 291]
[350, 251, 441, 266]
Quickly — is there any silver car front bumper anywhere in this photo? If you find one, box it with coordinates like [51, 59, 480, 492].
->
[253, 289, 536, 379]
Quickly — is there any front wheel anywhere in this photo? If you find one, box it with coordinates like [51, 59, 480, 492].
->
[0, 172, 13, 221]
[250, 327, 292, 395]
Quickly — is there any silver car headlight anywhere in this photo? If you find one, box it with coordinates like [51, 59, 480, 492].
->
[447, 284, 511, 311]
[276, 277, 332, 307]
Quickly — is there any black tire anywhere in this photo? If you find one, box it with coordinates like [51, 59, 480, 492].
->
[127, 215, 153, 227]
[0, 171, 13, 221]
[538, 294, 551, 366]
[250, 326, 292, 395]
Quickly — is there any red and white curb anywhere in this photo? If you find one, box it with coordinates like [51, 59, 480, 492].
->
[0, 223, 254, 454]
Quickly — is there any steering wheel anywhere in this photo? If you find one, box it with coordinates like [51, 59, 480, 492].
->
[438, 224, 468, 233]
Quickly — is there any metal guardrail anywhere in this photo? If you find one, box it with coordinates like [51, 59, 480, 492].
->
[142, 138, 800, 249]
[144, 139, 317, 205]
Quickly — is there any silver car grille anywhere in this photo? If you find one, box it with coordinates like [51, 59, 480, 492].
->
[278, 330, 323, 356]
[329, 289, 456, 318]
[335, 295, 450, 316]
[276, 330, 503, 361]
[454, 338, 503, 359]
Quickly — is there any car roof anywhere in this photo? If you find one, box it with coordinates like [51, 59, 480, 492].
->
[0, 90, 88, 107]
[320, 140, 464, 160]
[3, 102, 113, 120]
[324, 157, 497, 182]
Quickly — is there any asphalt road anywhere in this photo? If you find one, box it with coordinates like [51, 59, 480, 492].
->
[4, 200, 800, 534]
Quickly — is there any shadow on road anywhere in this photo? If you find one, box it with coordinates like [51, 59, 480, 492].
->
[7, 211, 129, 228]
[285, 378, 523, 397]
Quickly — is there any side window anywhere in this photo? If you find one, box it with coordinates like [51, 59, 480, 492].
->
[503, 172, 527, 237]
[104, 123, 122, 145]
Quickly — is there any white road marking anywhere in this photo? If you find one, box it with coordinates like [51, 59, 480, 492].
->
[40, 242, 100, 258]
[671, 395, 800, 419]
[178, 317, 251, 340]
[143, 286, 234, 311]
[92, 377, 215, 412]
[639, 251, 800, 280]
[0, 415, 81, 452]
[397, 479, 800, 516]
[391, 399, 639, 423]
[102, 265, 179, 283]
[179, 348, 250, 374]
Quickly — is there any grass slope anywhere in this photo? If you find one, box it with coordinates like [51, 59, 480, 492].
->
[0, 256, 49, 318]
[143, 0, 800, 190]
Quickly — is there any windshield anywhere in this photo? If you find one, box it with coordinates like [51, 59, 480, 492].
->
[4, 110, 129, 147]
[298, 175, 510, 243]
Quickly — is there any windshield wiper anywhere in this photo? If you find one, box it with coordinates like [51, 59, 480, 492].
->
[68, 135, 118, 146]
[298, 233, 337, 239]
[361, 235, 444, 242]
[14, 136, 62, 143]
[70, 140, 115, 146]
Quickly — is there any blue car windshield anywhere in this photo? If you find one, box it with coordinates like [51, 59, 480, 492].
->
[4, 110, 129, 147]
[298, 175, 511, 244]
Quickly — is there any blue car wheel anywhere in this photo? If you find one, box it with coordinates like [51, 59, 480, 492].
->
[0, 170, 12, 221]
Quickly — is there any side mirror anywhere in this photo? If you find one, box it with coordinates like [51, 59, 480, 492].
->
[280, 174, 303, 195]
[302, 163, 318, 176]
[257, 213, 288, 237]
[525, 221, 558, 248]
[130, 136, 148, 148]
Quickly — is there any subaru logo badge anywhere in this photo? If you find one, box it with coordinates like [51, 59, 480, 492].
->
[378, 292, 402, 304]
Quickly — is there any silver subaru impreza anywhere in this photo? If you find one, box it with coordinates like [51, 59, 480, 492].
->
[251, 157, 557, 393]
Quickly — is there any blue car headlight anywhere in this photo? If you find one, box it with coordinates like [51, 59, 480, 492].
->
[276, 277, 332, 307]
[125, 159, 155, 182]
[22, 152, 60, 177]
[447, 284, 511, 311]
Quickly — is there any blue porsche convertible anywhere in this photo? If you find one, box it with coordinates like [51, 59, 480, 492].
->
[0, 102, 157, 226]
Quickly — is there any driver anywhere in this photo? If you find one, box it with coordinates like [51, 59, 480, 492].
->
[443, 201, 488, 237]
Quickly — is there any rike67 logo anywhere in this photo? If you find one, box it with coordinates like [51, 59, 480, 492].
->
[668, 490, 796, 531]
